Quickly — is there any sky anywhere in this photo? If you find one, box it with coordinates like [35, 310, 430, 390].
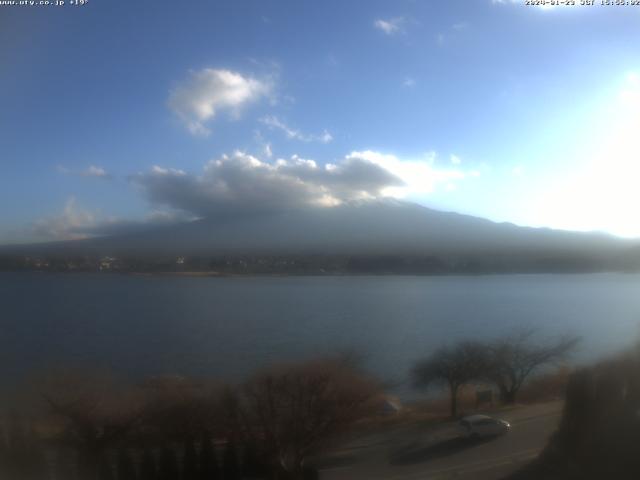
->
[1, 0, 640, 243]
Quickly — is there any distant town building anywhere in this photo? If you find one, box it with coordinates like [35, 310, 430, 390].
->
[99, 256, 116, 270]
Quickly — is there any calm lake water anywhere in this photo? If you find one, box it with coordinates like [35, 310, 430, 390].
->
[2, 272, 640, 395]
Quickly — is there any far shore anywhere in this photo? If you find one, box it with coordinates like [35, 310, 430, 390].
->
[2, 269, 636, 278]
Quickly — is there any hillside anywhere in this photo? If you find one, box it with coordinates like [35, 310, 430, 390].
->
[1, 201, 638, 274]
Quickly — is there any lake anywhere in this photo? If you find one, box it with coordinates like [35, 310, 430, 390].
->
[2, 272, 640, 396]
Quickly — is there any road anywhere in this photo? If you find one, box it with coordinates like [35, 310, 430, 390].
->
[317, 401, 562, 480]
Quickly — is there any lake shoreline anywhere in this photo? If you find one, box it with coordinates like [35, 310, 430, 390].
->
[1, 269, 637, 279]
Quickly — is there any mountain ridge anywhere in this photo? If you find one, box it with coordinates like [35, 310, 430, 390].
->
[1, 201, 638, 274]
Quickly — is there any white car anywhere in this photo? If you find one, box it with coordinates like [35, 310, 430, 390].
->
[458, 415, 511, 439]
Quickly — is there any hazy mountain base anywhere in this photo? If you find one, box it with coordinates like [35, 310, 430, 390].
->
[2, 202, 639, 274]
[2, 251, 639, 275]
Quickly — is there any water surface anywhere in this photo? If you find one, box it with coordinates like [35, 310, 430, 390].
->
[2, 273, 639, 394]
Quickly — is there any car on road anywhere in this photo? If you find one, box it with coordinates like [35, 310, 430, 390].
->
[458, 415, 511, 439]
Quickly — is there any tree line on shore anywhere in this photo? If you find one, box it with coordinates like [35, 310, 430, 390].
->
[412, 329, 579, 417]
[0, 330, 578, 480]
[0, 356, 378, 480]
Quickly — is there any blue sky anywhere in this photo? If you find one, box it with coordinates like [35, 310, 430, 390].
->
[2, 0, 640, 243]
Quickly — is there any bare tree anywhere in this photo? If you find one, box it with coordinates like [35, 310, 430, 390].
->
[0, 414, 47, 480]
[41, 371, 143, 480]
[137, 374, 225, 443]
[486, 329, 579, 404]
[239, 357, 380, 479]
[412, 341, 488, 418]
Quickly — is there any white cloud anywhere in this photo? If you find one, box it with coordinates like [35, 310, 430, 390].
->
[436, 21, 469, 47]
[319, 131, 333, 143]
[403, 77, 416, 88]
[29, 149, 483, 241]
[82, 165, 109, 178]
[374, 17, 404, 35]
[345, 150, 478, 199]
[168, 68, 272, 136]
[260, 116, 333, 143]
[450, 154, 462, 165]
[31, 197, 96, 241]
[253, 129, 275, 158]
[30, 197, 194, 241]
[57, 165, 111, 179]
[133, 151, 404, 217]
[151, 165, 186, 176]
[264, 143, 273, 158]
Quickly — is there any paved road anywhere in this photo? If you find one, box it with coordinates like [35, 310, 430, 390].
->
[318, 401, 562, 480]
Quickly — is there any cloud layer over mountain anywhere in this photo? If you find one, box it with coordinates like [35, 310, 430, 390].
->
[132, 151, 405, 217]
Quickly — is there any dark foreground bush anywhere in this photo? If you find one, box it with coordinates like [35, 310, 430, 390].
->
[507, 346, 640, 479]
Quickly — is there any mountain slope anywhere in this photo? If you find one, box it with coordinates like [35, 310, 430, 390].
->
[2, 201, 638, 273]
